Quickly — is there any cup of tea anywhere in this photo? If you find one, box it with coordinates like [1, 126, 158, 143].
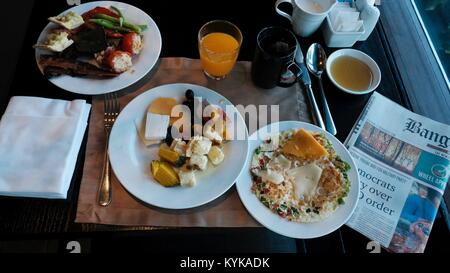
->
[251, 27, 300, 89]
[275, 0, 337, 37]
[198, 20, 243, 80]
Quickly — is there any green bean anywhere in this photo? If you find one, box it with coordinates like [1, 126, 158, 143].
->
[89, 19, 132, 33]
[110, 6, 124, 27]
[138, 24, 148, 31]
[110, 6, 124, 19]
[92, 13, 143, 34]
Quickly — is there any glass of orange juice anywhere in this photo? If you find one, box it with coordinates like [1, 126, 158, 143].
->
[198, 20, 243, 80]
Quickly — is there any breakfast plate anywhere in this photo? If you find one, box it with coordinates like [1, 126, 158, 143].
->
[236, 121, 359, 239]
[108, 83, 249, 209]
[35, 1, 162, 95]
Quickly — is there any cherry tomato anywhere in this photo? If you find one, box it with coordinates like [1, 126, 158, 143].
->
[105, 50, 131, 69]
[82, 6, 119, 21]
[105, 29, 123, 38]
[121, 32, 141, 55]
[82, 7, 120, 29]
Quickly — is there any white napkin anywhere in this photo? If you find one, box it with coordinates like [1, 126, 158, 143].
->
[0, 96, 91, 199]
[330, 2, 364, 32]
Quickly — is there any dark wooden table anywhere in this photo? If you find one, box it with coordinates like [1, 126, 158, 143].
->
[0, 0, 448, 253]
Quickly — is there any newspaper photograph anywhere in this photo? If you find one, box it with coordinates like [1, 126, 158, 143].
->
[345, 92, 449, 253]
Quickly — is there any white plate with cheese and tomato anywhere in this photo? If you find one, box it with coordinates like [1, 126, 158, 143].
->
[35, 1, 161, 95]
[108, 83, 249, 209]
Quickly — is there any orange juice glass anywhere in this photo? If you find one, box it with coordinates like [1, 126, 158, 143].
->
[198, 20, 243, 80]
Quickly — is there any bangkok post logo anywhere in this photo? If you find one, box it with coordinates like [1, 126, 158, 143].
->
[431, 164, 447, 179]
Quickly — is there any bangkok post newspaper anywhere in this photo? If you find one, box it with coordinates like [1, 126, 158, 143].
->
[345, 92, 449, 253]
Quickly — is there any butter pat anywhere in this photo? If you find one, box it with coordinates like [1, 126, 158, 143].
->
[145, 113, 170, 141]
[287, 163, 323, 199]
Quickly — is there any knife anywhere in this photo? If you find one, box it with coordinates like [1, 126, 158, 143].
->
[294, 43, 326, 131]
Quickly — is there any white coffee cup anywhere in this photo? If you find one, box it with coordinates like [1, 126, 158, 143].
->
[275, 0, 337, 37]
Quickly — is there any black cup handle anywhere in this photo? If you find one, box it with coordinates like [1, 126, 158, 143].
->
[278, 61, 301, 87]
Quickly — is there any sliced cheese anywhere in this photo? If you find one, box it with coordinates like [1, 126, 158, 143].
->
[135, 119, 162, 147]
[145, 113, 170, 141]
[282, 129, 328, 160]
[260, 169, 284, 184]
[268, 154, 292, 170]
[287, 163, 323, 199]
[148, 97, 179, 125]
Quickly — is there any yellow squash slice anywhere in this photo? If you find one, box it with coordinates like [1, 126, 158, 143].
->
[150, 161, 180, 187]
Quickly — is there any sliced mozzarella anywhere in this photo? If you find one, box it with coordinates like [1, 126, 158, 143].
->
[260, 169, 284, 184]
[268, 154, 291, 170]
[287, 163, 323, 199]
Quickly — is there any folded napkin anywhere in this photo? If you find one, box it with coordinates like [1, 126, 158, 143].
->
[0, 96, 91, 199]
[330, 2, 364, 32]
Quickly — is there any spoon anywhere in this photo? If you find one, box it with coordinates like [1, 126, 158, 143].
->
[306, 43, 337, 135]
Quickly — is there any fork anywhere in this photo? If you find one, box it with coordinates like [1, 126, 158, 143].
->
[98, 92, 120, 207]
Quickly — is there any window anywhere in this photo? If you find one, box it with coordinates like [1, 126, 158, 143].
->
[412, 0, 450, 89]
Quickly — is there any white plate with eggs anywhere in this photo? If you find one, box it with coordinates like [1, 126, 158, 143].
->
[236, 121, 360, 239]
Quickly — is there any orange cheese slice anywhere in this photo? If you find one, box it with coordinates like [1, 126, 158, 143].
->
[282, 129, 328, 160]
[148, 97, 179, 125]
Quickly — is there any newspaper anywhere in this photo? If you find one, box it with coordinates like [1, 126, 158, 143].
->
[345, 92, 449, 253]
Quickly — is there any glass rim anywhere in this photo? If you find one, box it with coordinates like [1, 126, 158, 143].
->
[198, 20, 243, 55]
[256, 26, 298, 59]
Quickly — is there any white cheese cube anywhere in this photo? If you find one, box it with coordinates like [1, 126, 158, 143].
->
[179, 170, 197, 187]
[208, 146, 224, 165]
[170, 139, 187, 155]
[186, 136, 212, 156]
[145, 113, 170, 141]
[204, 125, 223, 144]
[189, 154, 208, 171]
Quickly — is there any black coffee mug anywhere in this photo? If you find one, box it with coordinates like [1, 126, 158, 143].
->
[251, 26, 300, 89]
